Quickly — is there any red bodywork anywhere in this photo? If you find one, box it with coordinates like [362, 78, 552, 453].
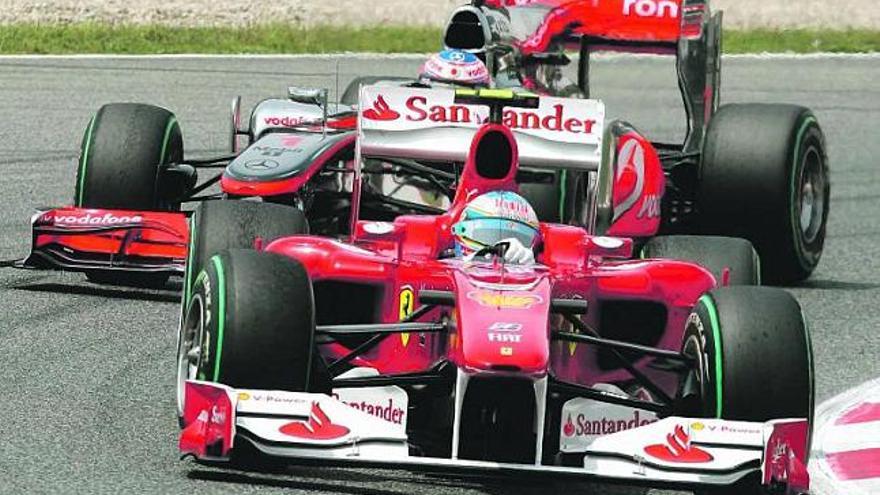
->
[263, 117, 710, 395]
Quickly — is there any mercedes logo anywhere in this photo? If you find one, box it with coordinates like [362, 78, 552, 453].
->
[245, 159, 280, 170]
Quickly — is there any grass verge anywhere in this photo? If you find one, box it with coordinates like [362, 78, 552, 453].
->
[0, 24, 877, 54]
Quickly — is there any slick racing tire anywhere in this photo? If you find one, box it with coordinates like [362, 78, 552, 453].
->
[640, 235, 760, 285]
[176, 249, 330, 420]
[75, 103, 186, 211]
[680, 287, 814, 495]
[182, 200, 309, 322]
[341, 76, 412, 106]
[697, 104, 829, 284]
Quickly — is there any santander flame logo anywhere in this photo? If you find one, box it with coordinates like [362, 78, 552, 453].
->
[643, 425, 714, 463]
[563, 413, 576, 437]
[363, 95, 400, 121]
[279, 402, 350, 440]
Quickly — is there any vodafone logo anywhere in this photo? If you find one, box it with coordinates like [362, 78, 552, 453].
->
[623, 0, 680, 18]
[279, 402, 350, 440]
[42, 212, 144, 225]
[263, 116, 307, 127]
[644, 425, 714, 463]
[363, 95, 400, 121]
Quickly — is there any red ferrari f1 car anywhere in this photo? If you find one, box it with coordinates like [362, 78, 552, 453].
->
[177, 87, 814, 495]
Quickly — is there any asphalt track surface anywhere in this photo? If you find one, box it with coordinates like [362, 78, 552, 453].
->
[0, 54, 878, 494]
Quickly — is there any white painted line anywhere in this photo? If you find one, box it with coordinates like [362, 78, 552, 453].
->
[0, 52, 877, 61]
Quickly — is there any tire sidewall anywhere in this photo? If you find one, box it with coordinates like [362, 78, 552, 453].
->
[682, 295, 722, 418]
[788, 118, 829, 275]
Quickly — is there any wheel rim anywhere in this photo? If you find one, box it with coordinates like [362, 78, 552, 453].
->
[797, 146, 826, 245]
[176, 295, 206, 417]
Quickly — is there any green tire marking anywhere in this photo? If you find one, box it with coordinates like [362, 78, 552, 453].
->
[159, 117, 179, 164]
[191, 269, 209, 381]
[699, 294, 724, 418]
[210, 255, 227, 383]
[789, 115, 819, 270]
[558, 170, 568, 222]
[76, 116, 97, 206]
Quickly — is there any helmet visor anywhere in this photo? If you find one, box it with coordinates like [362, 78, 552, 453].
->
[453, 218, 539, 252]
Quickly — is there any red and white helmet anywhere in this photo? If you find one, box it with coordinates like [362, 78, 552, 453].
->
[419, 49, 490, 87]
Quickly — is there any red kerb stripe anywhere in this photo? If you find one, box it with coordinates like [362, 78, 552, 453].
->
[826, 448, 880, 481]
[835, 402, 880, 425]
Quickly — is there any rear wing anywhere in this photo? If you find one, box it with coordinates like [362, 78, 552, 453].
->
[356, 85, 605, 170]
[444, 0, 721, 153]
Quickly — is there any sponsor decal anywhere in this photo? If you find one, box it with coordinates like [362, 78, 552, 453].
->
[405, 96, 596, 135]
[623, 0, 680, 18]
[363, 93, 597, 137]
[263, 116, 307, 128]
[637, 194, 661, 219]
[42, 212, 144, 225]
[488, 322, 522, 332]
[210, 404, 227, 426]
[363, 222, 395, 235]
[279, 402, 350, 440]
[253, 146, 301, 157]
[363, 95, 401, 121]
[281, 135, 304, 148]
[236, 392, 307, 406]
[488, 322, 523, 343]
[331, 395, 406, 425]
[560, 397, 659, 452]
[398, 285, 415, 346]
[644, 425, 714, 463]
[564, 410, 656, 437]
[468, 290, 543, 309]
[613, 138, 646, 221]
[244, 159, 280, 170]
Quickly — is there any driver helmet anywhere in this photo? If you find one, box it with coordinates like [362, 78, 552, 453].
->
[419, 49, 490, 87]
[452, 191, 540, 257]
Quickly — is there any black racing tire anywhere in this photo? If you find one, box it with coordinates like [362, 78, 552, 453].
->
[77, 103, 185, 288]
[697, 104, 829, 284]
[640, 235, 760, 285]
[681, 287, 814, 495]
[519, 170, 562, 223]
[519, 170, 588, 225]
[75, 103, 184, 211]
[176, 249, 330, 419]
[341, 76, 412, 106]
[182, 200, 309, 318]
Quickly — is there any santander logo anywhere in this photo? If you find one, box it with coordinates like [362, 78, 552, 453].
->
[279, 402, 350, 440]
[644, 425, 714, 464]
[364, 94, 597, 136]
[363, 95, 400, 121]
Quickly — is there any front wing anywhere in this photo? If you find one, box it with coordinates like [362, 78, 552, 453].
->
[180, 381, 810, 493]
[12, 207, 188, 275]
